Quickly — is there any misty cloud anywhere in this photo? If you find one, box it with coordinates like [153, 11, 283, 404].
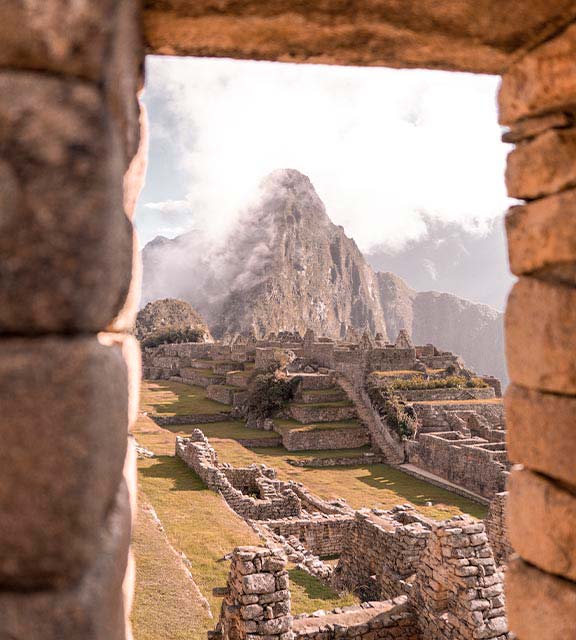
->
[366, 213, 515, 311]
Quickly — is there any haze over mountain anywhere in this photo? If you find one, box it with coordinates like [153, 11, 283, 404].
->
[141, 169, 507, 382]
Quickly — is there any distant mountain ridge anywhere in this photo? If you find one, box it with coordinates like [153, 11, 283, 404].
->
[141, 169, 507, 382]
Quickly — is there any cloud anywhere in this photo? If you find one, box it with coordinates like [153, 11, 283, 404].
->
[138, 57, 512, 251]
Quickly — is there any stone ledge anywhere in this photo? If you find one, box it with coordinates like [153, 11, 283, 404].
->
[508, 467, 576, 582]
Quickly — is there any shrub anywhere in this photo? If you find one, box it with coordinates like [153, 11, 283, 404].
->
[244, 372, 301, 419]
[142, 328, 205, 348]
[367, 385, 416, 440]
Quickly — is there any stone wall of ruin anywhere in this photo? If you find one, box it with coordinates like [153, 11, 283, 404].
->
[279, 425, 370, 452]
[176, 431, 302, 520]
[484, 493, 513, 566]
[0, 2, 144, 637]
[333, 508, 431, 600]
[411, 517, 509, 640]
[212, 546, 293, 640]
[406, 434, 508, 499]
[265, 515, 354, 558]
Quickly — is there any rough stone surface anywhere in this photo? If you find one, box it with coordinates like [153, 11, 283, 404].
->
[0, 337, 128, 588]
[506, 129, 576, 200]
[508, 468, 576, 581]
[499, 21, 576, 125]
[143, 0, 576, 74]
[505, 277, 576, 395]
[0, 481, 131, 640]
[0, 72, 133, 333]
[506, 384, 576, 487]
[506, 558, 576, 640]
[506, 189, 576, 282]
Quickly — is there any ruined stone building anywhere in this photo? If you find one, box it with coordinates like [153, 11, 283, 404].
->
[3, 1, 576, 639]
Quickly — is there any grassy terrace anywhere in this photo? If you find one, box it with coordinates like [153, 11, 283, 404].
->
[291, 401, 354, 408]
[275, 419, 363, 433]
[414, 398, 503, 406]
[141, 380, 232, 416]
[133, 378, 487, 638]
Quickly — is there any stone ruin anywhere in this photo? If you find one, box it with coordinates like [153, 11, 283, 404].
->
[211, 511, 510, 640]
[175, 424, 513, 640]
[145, 327, 509, 503]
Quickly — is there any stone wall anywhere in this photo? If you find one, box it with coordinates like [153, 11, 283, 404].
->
[293, 599, 419, 640]
[279, 426, 370, 451]
[406, 434, 508, 499]
[499, 22, 576, 639]
[212, 546, 293, 640]
[265, 515, 354, 557]
[333, 507, 432, 600]
[484, 493, 513, 566]
[0, 1, 144, 637]
[176, 431, 302, 520]
[398, 387, 496, 402]
[411, 517, 509, 640]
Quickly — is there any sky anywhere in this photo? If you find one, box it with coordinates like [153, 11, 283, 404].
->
[136, 56, 515, 310]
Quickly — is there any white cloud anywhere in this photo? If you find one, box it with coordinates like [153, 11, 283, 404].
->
[141, 56, 511, 251]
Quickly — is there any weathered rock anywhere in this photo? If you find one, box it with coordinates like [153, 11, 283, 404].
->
[243, 573, 277, 595]
[0, 481, 131, 640]
[0, 72, 133, 333]
[0, 336, 128, 588]
[508, 468, 576, 581]
[506, 129, 576, 200]
[506, 384, 576, 487]
[505, 277, 576, 394]
[499, 22, 576, 125]
[506, 189, 576, 282]
[506, 558, 576, 640]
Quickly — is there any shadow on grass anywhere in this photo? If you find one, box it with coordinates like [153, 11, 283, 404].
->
[289, 568, 342, 601]
[356, 464, 486, 519]
[139, 455, 208, 492]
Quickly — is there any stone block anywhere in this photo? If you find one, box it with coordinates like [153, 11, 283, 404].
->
[0, 72, 134, 333]
[0, 481, 131, 640]
[508, 468, 576, 581]
[506, 129, 576, 200]
[499, 22, 576, 126]
[506, 384, 576, 487]
[505, 277, 576, 395]
[501, 111, 574, 143]
[506, 558, 576, 640]
[0, 336, 129, 588]
[243, 573, 276, 595]
[506, 189, 576, 282]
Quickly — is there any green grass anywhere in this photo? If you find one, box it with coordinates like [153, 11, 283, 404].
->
[275, 419, 363, 433]
[288, 569, 356, 614]
[132, 495, 212, 640]
[141, 380, 232, 416]
[138, 456, 261, 619]
[208, 438, 487, 520]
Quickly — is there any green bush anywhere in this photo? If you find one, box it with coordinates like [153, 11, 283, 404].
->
[142, 328, 205, 348]
[244, 373, 301, 419]
[367, 385, 416, 440]
[388, 375, 488, 391]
